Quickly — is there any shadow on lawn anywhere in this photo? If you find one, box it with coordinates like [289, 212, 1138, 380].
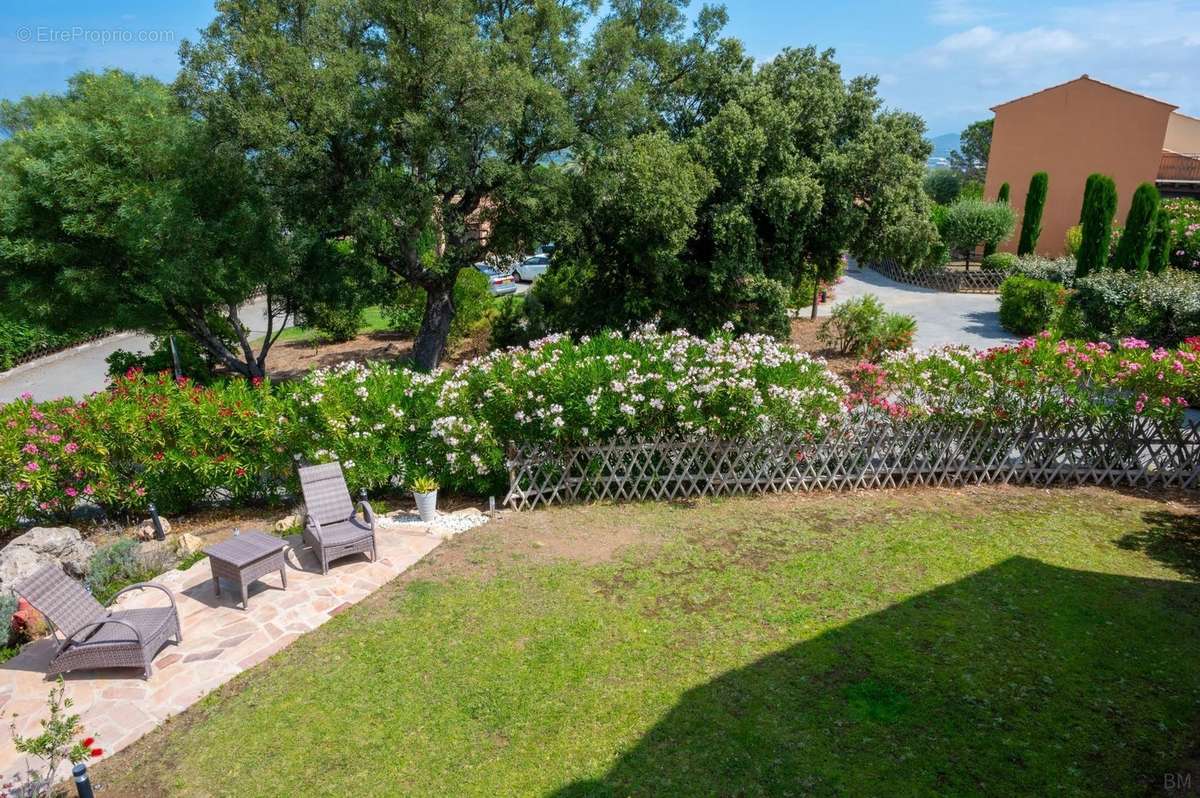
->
[553, 557, 1200, 796]
[1118, 510, 1200, 582]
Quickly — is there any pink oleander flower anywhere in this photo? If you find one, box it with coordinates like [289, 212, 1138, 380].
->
[19, 392, 32, 401]
[1120, 337, 1150, 350]
[14, 482, 28, 492]
[21, 443, 37, 455]
[83, 485, 95, 495]
[24, 461, 39, 472]
[64, 442, 79, 453]
[65, 487, 78, 497]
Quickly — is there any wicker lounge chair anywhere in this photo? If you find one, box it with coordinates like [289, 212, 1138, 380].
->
[14, 564, 181, 678]
[298, 462, 377, 574]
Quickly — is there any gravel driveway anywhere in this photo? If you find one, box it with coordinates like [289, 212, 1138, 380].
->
[821, 263, 1014, 351]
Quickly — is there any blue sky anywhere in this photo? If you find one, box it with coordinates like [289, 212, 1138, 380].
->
[2, 0, 1198, 136]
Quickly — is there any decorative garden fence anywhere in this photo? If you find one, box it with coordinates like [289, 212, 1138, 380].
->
[867, 258, 1006, 293]
[504, 417, 1200, 509]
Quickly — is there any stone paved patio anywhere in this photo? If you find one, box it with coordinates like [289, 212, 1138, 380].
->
[0, 514, 452, 785]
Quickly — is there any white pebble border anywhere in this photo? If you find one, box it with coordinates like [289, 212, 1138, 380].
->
[378, 509, 491, 539]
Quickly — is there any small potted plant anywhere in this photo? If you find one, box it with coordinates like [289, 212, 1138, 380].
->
[409, 475, 439, 523]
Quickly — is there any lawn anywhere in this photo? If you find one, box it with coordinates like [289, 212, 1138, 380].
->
[265, 306, 392, 345]
[95, 486, 1200, 797]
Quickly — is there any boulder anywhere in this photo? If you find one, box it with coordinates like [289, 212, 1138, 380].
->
[274, 514, 301, 533]
[134, 516, 172, 541]
[173, 533, 205, 556]
[0, 526, 95, 598]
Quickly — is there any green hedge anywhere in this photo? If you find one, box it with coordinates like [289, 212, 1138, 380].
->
[999, 276, 1064, 336]
[1059, 270, 1200, 346]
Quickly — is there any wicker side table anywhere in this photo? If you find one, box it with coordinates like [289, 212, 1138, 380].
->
[204, 531, 290, 610]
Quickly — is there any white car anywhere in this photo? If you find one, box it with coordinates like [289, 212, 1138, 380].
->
[514, 254, 551, 282]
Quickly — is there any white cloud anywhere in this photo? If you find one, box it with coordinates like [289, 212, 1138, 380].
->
[884, 0, 1200, 133]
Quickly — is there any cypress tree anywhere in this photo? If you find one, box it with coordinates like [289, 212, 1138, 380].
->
[1079, 173, 1101, 224]
[1148, 206, 1172, 274]
[984, 182, 1011, 256]
[1075, 174, 1118, 278]
[1112, 182, 1160, 272]
[1017, 172, 1048, 256]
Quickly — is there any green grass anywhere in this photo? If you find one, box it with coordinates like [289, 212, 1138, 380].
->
[263, 306, 392, 345]
[96, 487, 1200, 796]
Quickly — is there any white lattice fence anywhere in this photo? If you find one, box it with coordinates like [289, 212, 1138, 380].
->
[504, 417, 1200, 509]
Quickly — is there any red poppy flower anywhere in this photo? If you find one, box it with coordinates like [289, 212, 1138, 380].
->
[82, 737, 94, 748]
[90, 748, 103, 758]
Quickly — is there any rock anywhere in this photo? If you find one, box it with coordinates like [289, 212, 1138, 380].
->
[274, 514, 301, 533]
[450, 508, 485, 518]
[137, 540, 178, 572]
[134, 516, 171, 541]
[0, 526, 95, 597]
[173, 533, 205, 556]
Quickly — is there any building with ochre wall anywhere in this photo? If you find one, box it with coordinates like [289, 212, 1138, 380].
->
[984, 75, 1200, 256]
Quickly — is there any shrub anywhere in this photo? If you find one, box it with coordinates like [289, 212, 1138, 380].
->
[1112, 182, 1160, 272]
[304, 303, 364, 343]
[872, 334, 1198, 424]
[1017, 172, 1049, 256]
[1076, 173, 1118, 278]
[1064, 225, 1083, 257]
[924, 241, 950, 270]
[1149, 208, 1172, 274]
[942, 199, 1017, 270]
[1162, 197, 1200, 271]
[1011, 255, 1077, 287]
[0, 319, 108, 371]
[999, 276, 1064, 335]
[1060, 270, 1200, 346]
[819, 295, 916, 359]
[106, 335, 216, 385]
[981, 252, 1019, 272]
[85, 539, 158, 605]
[923, 168, 962, 205]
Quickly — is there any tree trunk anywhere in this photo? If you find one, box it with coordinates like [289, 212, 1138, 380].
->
[810, 279, 820, 320]
[412, 281, 456, 371]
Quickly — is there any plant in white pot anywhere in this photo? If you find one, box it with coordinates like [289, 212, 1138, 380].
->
[410, 475, 439, 523]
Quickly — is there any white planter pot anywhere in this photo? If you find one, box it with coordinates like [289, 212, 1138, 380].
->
[413, 490, 438, 523]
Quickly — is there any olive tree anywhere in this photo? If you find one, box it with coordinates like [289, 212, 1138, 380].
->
[942, 198, 1016, 271]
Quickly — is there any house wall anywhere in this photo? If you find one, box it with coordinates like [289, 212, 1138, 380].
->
[983, 78, 1176, 256]
[1164, 113, 1200, 154]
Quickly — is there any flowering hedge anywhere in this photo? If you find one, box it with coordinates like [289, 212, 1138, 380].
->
[0, 328, 846, 529]
[848, 332, 1199, 423]
[3, 328, 1198, 531]
[1163, 198, 1200, 271]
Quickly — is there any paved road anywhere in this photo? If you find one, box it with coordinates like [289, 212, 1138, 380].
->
[821, 263, 1014, 351]
[0, 297, 288, 403]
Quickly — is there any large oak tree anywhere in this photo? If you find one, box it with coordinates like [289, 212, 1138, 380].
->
[177, 0, 715, 369]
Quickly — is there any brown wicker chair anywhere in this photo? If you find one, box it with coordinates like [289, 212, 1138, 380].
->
[14, 564, 181, 679]
[298, 462, 377, 574]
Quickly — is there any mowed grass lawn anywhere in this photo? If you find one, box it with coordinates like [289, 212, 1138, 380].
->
[96, 487, 1200, 797]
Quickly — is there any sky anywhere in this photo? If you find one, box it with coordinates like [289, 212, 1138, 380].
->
[1, 0, 1198, 137]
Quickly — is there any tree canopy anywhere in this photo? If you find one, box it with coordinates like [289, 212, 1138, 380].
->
[0, 71, 291, 379]
[948, 119, 992, 186]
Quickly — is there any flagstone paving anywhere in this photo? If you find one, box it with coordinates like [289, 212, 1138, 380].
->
[0, 513, 458, 785]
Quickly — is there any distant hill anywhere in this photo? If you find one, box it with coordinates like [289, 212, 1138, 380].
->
[926, 132, 960, 167]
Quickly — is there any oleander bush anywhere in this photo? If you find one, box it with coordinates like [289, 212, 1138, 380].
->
[0, 328, 848, 529]
[999, 276, 1065, 335]
[0, 319, 109, 371]
[4, 322, 1199, 532]
[1162, 198, 1200, 271]
[849, 333, 1199, 423]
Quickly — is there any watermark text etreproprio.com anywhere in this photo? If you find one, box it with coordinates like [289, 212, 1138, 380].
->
[15, 26, 176, 45]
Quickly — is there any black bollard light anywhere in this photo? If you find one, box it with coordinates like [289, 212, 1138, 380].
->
[148, 502, 166, 541]
[73, 763, 96, 798]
